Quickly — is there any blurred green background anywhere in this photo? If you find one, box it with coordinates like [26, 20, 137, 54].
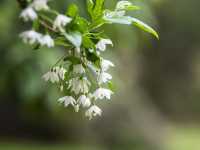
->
[1, 0, 200, 150]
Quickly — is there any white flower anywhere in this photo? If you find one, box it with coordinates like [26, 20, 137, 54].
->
[53, 14, 72, 31]
[39, 34, 54, 48]
[20, 30, 42, 45]
[93, 88, 113, 100]
[73, 64, 85, 74]
[98, 72, 112, 84]
[101, 59, 115, 71]
[68, 77, 91, 94]
[58, 96, 76, 107]
[96, 38, 113, 51]
[42, 70, 59, 83]
[32, 0, 49, 11]
[116, 1, 132, 10]
[20, 7, 38, 21]
[56, 67, 67, 80]
[78, 95, 91, 108]
[85, 105, 102, 120]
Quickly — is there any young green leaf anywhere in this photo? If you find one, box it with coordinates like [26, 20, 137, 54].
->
[67, 3, 79, 17]
[87, 0, 94, 18]
[103, 10, 132, 25]
[130, 17, 159, 39]
[82, 35, 95, 49]
[92, 0, 105, 21]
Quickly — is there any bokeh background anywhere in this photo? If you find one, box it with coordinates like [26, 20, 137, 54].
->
[0, 0, 200, 150]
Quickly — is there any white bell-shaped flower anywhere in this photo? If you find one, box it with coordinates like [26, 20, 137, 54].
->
[93, 88, 113, 100]
[68, 77, 91, 95]
[78, 95, 91, 108]
[39, 34, 54, 48]
[20, 7, 38, 22]
[85, 105, 102, 120]
[53, 14, 72, 31]
[98, 72, 112, 84]
[42, 70, 59, 83]
[20, 30, 42, 45]
[73, 64, 85, 74]
[101, 59, 115, 71]
[96, 38, 113, 51]
[58, 96, 76, 107]
[32, 0, 49, 11]
[57, 67, 67, 80]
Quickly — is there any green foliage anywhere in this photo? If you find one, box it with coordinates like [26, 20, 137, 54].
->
[67, 3, 79, 17]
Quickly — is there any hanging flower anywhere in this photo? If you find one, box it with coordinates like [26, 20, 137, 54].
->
[68, 77, 91, 94]
[96, 38, 113, 51]
[39, 34, 55, 48]
[20, 7, 38, 22]
[101, 59, 115, 71]
[77, 95, 91, 108]
[97, 72, 112, 84]
[53, 14, 72, 31]
[58, 96, 76, 107]
[85, 105, 102, 120]
[56, 67, 67, 80]
[73, 64, 85, 74]
[42, 69, 59, 83]
[20, 30, 42, 45]
[93, 88, 113, 100]
[18, 0, 158, 119]
[32, 0, 49, 11]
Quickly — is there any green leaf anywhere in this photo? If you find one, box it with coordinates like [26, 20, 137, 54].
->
[67, 3, 79, 17]
[107, 81, 115, 91]
[63, 31, 82, 48]
[72, 16, 89, 33]
[104, 15, 132, 25]
[86, 51, 100, 64]
[87, 0, 94, 18]
[92, 0, 105, 21]
[103, 10, 132, 24]
[82, 35, 95, 49]
[130, 17, 159, 39]
[33, 19, 40, 30]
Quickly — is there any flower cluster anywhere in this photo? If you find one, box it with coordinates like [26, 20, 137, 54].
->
[18, 0, 158, 119]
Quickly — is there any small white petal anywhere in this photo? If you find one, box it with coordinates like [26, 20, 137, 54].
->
[42, 69, 59, 83]
[39, 34, 54, 48]
[20, 30, 42, 45]
[20, 7, 38, 22]
[93, 88, 113, 100]
[58, 96, 76, 107]
[96, 39, 113, 51]
[53, 14, 72, 31]
[85, 105, 102, 120]
[98, 72, 112, 84]
[32, 0, 49, 11]
[73, 64, 85, 74]
[68, 77, 91, 95]
[101, 59, 115, 71]
[78, 95, 91, 108]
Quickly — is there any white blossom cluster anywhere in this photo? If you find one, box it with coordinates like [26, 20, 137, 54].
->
[18, 0, 158, 119]
[19, 0, 115, 120]
[42, 38, 115, 120]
